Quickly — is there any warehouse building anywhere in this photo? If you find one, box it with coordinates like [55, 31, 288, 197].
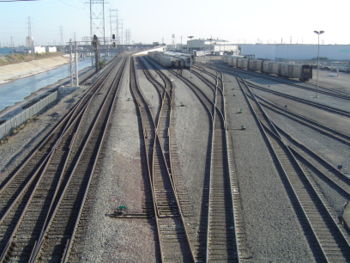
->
[239, 44, 350, 61]
[187, 39, 239, 55]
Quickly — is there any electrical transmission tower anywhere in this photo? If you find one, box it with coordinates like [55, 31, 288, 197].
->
[109, 8, 119, 44]
[89, 0, 106, 44]
[125, 29, 131, 44]
[119, 19, 123, 44]
[26, 16, 34, 52]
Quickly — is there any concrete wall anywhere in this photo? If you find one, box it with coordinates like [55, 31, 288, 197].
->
[240, 44, 350, 60]
[0, 91, 57, 139]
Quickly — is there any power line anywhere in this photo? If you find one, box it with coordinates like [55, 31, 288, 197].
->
[0, 0, 39, 2]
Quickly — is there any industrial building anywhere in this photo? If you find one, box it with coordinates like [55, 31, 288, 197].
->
[187, 39, 239, 55]
[239, 44, 350, 61]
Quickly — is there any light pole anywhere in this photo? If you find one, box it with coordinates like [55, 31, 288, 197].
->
[313, 30, 324, 98]
[187, 35, 194, 54]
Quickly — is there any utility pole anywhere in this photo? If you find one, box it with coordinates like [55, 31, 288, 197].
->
[10, 36, 14, 48]
[69, 39, 73, 86]
[120, 20, 124, 45]
[313, 30, 325, 98]
[102, 0, 106, 46]
[92, 35, 100, 72]
[60, 26, 64, 46]
[75, 41, 79, 86]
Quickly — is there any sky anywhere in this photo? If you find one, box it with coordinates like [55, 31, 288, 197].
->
[0, 0, 349, 46]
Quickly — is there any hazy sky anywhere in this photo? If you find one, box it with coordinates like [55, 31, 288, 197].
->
[0, 0, 349, 46]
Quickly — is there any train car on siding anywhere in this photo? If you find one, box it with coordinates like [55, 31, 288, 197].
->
[148, 51, 192, 68]
[237, 58, 249, 70]
[222, 56, 312, 81]
[248, 59, 263, 72]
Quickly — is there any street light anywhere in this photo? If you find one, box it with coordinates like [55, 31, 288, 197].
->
[187, 35, 194, 54]
[187, 36, 194, 78]
[313, 30, 325, 98]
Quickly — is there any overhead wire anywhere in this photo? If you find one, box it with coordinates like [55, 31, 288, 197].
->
[0, 0, 39, 2]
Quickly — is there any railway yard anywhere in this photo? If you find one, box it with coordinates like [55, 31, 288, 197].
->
[0, 52, 350, 262]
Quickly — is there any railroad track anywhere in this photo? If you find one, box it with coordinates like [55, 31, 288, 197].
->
[209, 62, 350, 101]
[237, 77, 350, 262]
[0, 55, 125, 262]
[206, 62, 350, 144]
[170, 67, 241, 262]
[130, 56, 194, 262]
[254, 94, 350, 146]
[244, 80, 350, 118]
[141, 57, 194, 218]
[243, 90, 350, 199]
[29, 56, 127, 262]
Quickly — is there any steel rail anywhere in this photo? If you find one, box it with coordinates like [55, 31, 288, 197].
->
[274, 125, 350, 198]
[0, 56, 123, 262]
[244, 66, 350, 100]
[170, 68, 238, 262]
[205, 72, 237, 263]
[134, 57, 195, 262]
[191, 68, 226, 120]
[128, 56, 162, 260]
[0, 55, 121, 197]
[26, 57, 127, 262]
[0, 58, 122, 258]
[244, 87, 350, 198]
[0, 111, 85, 262]
[168, 69, 213, 262]
[245, 81, 350, 117]
[254, 94, 350, 146]
[149, 61, 196, 262]
[61, 57, 127, 263]
[0, 56, 121, 222]
[0, 56, 121, 260]
[238, 77, 350, 262]
[212, 62, 350, 100]
[138, 56, 165, 129]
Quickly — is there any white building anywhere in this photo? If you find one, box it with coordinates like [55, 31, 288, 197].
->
[239, 44, 350, 60]
[34, 46, 46, 54]
[187, 39, 239, 55]
[47, 46, 57, 53]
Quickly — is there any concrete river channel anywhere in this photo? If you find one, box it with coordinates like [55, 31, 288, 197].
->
[0, 58, 92, 111]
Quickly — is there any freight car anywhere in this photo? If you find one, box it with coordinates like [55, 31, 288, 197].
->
[148, 51, 192, 68]
[223, 55, 312, 81]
